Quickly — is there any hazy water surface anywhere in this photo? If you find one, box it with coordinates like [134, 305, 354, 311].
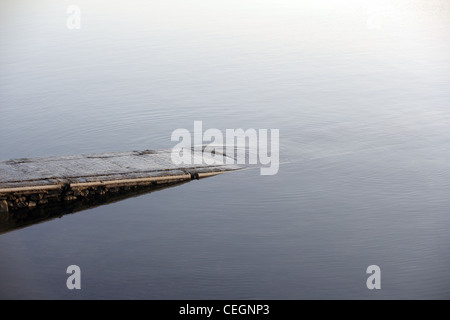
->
[1, 0, 450, 299]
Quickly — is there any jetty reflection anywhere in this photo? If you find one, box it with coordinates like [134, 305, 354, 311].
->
[0, 181, 188, 235]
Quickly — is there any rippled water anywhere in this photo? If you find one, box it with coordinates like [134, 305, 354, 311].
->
[1, 0, 450, 299]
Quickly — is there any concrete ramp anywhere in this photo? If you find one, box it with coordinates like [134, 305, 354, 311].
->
[0, 149, 239, 213]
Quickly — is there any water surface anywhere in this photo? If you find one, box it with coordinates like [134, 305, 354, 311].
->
[1, 0, 450, 299]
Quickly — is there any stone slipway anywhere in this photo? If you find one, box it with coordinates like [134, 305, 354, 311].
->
[0, 149, 240, 213]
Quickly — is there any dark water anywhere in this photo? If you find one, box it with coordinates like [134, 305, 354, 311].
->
[1, 0, 450, 299]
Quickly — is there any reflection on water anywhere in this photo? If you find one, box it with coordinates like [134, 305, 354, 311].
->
[0, 181, 188, 235]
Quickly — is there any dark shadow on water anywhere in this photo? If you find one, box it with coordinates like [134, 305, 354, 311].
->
[0, 181, 189, 235]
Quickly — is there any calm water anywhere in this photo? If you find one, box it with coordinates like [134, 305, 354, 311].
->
[1, 0, 450, 299]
